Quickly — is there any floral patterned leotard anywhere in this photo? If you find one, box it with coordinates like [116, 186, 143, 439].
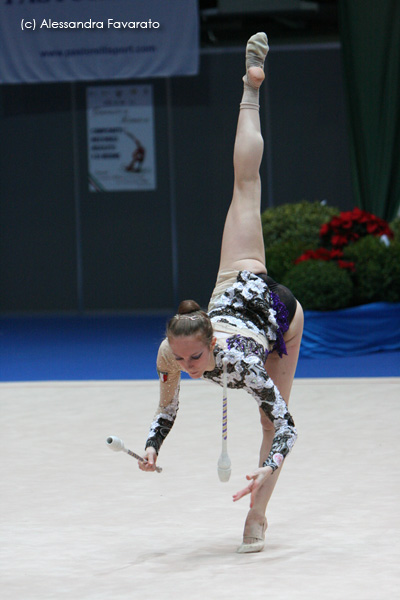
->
[145, 271, 298, 472]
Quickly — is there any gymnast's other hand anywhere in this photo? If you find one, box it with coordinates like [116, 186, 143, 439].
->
[232, 466, 273, 507]
[139, 447, 158, 472]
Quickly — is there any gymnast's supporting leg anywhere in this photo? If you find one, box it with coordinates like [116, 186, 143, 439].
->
[238, 304, 304, 552]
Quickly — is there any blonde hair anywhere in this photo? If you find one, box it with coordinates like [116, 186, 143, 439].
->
[166, 300, 214, 346]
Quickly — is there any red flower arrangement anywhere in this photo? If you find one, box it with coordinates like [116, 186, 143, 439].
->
[295, 248, 355, 272]
[294, 207, 393, 273]
[319, 207, 394, 249]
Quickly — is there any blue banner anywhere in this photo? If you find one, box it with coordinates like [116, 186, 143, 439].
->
[300, 302, 400, 358]
[0, 0, 199, 84]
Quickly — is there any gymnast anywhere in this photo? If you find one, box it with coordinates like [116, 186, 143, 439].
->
[139, 32, 304, 553]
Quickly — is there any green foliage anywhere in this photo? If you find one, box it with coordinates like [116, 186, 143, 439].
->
[265, 239, 317, 283]
[262, 201, 339, 247]
[282, 260, 354, 311]
[261, 201, 400, 310]
[389, 216, 400, 239]
[343, 236, 400, 304]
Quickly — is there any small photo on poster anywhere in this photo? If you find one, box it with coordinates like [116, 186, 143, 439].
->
[87, 85, 156, 192]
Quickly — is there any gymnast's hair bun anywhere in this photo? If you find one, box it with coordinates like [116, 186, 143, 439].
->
[167, 299, 213, 345]
[177, 299, 201, 315]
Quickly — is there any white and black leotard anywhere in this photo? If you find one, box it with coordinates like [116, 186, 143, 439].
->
[145, 271, 298, 472]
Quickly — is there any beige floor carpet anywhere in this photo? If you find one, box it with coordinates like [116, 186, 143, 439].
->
[1, 377, 399, 599]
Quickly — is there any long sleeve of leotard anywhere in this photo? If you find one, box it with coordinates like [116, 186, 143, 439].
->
[204, 339, 297, 471]
[144, 339, 181, 454]
[236, 356, 297, 471]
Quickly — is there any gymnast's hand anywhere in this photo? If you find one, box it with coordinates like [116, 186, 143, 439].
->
[232, 466, 273, 507]
[139, 447, 158, 472]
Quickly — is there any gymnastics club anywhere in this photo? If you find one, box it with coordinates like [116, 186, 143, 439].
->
[106, 436, 162, 473]
[217, 360, 231, 482]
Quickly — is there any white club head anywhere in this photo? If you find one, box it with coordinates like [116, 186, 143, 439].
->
[217, 452, 231, 482]
[106, 436, 125, 452]
[218, 466, 231, 482]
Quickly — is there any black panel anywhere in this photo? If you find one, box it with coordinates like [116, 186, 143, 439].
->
[0, 83, 77, 311]
[0, 44, 353, 314]
[268, 47, 353, 210]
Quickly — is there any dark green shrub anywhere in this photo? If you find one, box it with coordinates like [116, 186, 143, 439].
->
[262, 201, 339, 247]
[344, 236, 400, 304]
[389, 216, 400, 240]
[282, 260, 354, 311]
[262, 201, 400, 310]
[266, 239, 317, 283]
[382, 241, 400, 301]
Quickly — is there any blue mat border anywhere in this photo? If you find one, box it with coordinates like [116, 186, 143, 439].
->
[1, 303, 399, 381]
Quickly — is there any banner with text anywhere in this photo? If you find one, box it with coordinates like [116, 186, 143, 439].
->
[0, 0, 199, 84]
[87, 84, 156, 192]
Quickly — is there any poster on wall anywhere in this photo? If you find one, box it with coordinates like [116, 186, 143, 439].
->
[86, 84, 156, 192]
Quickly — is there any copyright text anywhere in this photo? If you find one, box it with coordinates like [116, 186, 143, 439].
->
[21, 19, 161, 30]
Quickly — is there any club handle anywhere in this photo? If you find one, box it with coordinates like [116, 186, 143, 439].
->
[126, 448, 162, 473]
[106, 436, 162, 473]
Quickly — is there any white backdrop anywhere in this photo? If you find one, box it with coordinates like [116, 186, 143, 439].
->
[0, 0, 199, 83]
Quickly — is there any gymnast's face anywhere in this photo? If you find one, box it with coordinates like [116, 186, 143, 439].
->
[169, 334, 216, 379]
